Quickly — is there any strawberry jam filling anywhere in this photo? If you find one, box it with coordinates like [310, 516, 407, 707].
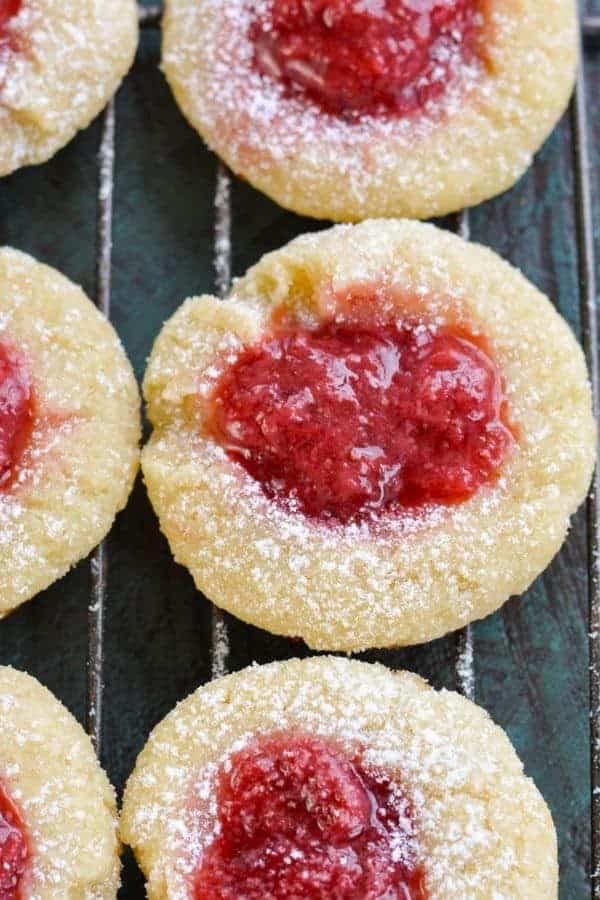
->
[192, 733, 427, 899]
[0, 781, 29, 900]
[208, 316, 514, 524]
[0, 0, 21, 49]
[250, 0, 482, 119]
[0, 342, 34, 492]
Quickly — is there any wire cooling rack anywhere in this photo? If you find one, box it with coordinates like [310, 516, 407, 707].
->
[83, 4, 600, 894]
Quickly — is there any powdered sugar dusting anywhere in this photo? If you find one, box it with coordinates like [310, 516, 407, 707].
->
[187, 731, 424, 895]
[160, 0, 575, 219]
[0, 247, 140, 618]
[166, 0, 482, 174]
[250, 0, 477, 122]
[142, 219, 595, 651]
[0, 666, 120, 896]
[0, 0, 137, 177]
[122, 657, 557, 898]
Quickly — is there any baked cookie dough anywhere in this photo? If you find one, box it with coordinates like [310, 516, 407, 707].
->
[0, 247, 140, 616]
[162, 0, 577, 221]
[0, 0, 138, 177]
[0, 666, 120, 897]
[142, 219, 595, 651]
[121, 657, 558, 899]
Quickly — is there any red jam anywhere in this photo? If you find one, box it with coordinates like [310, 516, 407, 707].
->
[0, 781, 29, 900]
[192, 733, 427, 899]
[250, 0, 481, 119]
[208, 317, 514, 524]
[0, 0, 21, 48]
[0, 342, 34, 492]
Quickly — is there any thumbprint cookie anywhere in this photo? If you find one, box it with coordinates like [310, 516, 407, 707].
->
[142, 220, 595, 651]
[0, 666, 120, 897]
[0, 247, 140, 616]
[0, 0, 138, 177]
[121, 657, 558, 899]
[162, 0, 576, 221]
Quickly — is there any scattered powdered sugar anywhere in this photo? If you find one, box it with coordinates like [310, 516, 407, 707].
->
[0, 667, 120, 897]
[0, 0, 137, 176]
[0, 248, 140, 616]
[123, 658, 555, 898]
[160, 0, 559, 218]
[0, 415, 79, 578]
[144, 220, 595, 650]
[177, 737, 422, 896]
[169, 0, 483, 158]
[196, 427, 454, 541]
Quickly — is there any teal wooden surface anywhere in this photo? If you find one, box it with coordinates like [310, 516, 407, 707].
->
[0, 2, 597, 896]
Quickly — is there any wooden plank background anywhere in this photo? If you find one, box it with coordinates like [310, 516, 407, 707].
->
[0, 2, 598, 896]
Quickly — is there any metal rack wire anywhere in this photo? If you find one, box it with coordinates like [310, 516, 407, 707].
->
[87, 4, 600, 889]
